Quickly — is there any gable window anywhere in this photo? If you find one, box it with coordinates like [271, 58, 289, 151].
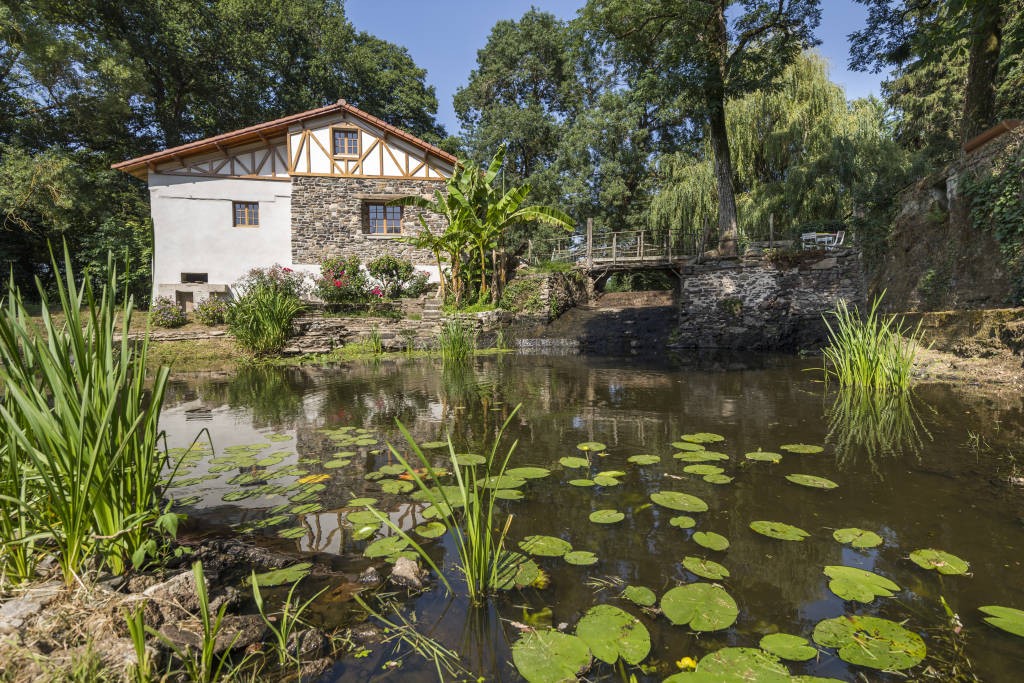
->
[332, 127, 360, 157]
[366, 203, 402, 235]
[233, 201, 259, 227]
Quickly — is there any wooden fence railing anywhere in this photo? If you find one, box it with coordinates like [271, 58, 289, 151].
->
[524, 229, 703, 268]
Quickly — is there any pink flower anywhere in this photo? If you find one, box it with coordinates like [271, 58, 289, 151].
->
[282, 267, 292, 272]
[371, 286, 383, 297]
[333, 279, 342, 287]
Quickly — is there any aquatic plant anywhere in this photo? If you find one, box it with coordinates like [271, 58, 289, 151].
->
[0, 248, 176, 585]
[821, 294, 924, 391]
[826, 387, 932, 473]
[226, 284, 303, 355]
[251, 569, 327, 667]
[437, 318, 476, 364]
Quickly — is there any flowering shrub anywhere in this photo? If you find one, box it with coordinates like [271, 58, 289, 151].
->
[149, 296, 187, 328]
[235, 264, 309, 299]
[194, 296, 228, 325]
[314, 255, 369, 304]
[366, 254, 417, 298]
[406, 270, 431, 298]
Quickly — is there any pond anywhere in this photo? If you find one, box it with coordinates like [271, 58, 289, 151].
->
[161, 353, 1024, 682]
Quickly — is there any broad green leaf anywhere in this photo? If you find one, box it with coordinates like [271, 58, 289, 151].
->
[455, 453, 486, 466]
[589, 509, 625, 524]
[519, 535, 573, 557]
[661, 583, 739, 631]
[506, 466, 551, 479]
[495, 489, 524, 500]
[759, 633, 817, 662]
[786, 474, 838, 490]
[693, 531, 730, 551]
[577, 442, 606, 452]
[909, 548, 970, 575]
[979, 605, 1024, 637]
[824, 566, 900, 603]
[564, 550, 598, 566]
[576, 604, 651, 665]
[780, 443, 824, 454]
[245, 562, 312, 587]
[413, 522, 447, 538]
[745, 450, 783, 463]
[347, 497, 377, 507]
[592, 474, 621, 487]
[681, 433, 725, 444]
[833, 528, 883, 549]
[511, 630, 591, 683]
[703, 473, 733, 484]
[568, 478, 595, 487]
[682, 556, 729, 580]
[672, 441, 706, 451]
[651, 491, 709, 512]
[750, 521, 810, 542]
[559, 456, 590, 469]
[628, 454, 661, 465]
[675, 451, 730, 462]
[495, 551, 541, 590]
[419, 441, 448, 449]
[812, 615, 925, 670]
[380, 479, 415, 494]
[668, 647, 790, 682]
[623, 585, 657, 607]
[670, 515, 697, 529]
[683, 464, 724, 476]
[364, 534, 409, 559]
[477, 475, 527, 490]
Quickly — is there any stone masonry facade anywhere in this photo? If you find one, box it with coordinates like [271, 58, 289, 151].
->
[673, 249, 865, 351]
[290, 176, 447, 265]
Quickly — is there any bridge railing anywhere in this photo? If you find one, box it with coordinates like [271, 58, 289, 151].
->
[524, 229, 703, 267]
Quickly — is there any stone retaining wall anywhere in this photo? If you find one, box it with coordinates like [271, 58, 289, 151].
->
[673, 249, 865, 351]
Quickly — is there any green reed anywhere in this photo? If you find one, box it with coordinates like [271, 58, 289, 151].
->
[826, 388, 932, 475]
[226, 285, 303, 356]
[0, 247, 176, 585]
[437, 318, 476, 364]
[821, 294, 924, 391]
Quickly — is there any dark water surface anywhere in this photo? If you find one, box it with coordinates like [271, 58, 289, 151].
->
[161, 354, 1024, 682]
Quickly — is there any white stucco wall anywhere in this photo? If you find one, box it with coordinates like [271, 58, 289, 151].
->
[149, 174, 292, 298]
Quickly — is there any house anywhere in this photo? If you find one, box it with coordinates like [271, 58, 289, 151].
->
[113, 99, 455, 309]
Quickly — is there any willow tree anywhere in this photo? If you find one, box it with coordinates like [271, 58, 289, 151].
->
[650, 52, 910, 253]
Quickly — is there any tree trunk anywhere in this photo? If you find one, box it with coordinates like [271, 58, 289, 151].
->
[961, 2, 1004, 144]
[709, 1, 739, 258]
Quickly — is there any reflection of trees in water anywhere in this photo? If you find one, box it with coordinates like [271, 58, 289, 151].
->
[825, 389, 933, 476]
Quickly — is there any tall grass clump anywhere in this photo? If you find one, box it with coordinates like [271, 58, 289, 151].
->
[437, 318, 476, 364]
[226, 285, 303, 356]
[368, 406, 521, 605]
[0, 247, 177, 586]
[821, 294, 925, 391]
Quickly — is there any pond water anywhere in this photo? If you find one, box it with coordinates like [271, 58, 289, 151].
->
[161, 353, 1024, 682]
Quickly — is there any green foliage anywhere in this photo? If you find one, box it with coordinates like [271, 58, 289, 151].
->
[499, 276, 545, 313]
[366, 254, 417, 298]
[237, 264, 309, 300]
[251, 570, 328, 667]
[227, 285, 303, 356]
[314, 255, 368, 304]
[194, 297, 228, 325]
[0, 248, 176, 585]
[437, 319, 477, 364]
[149, 296, 188, 328]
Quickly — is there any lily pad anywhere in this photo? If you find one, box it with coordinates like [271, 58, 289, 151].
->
[693, 531, 730, 551]
[623, 585, 657, 607]
[477, 475, 527, 490]
[495, 489, 524, 500]
[506, 466, 552, 480]
[750, 521, 810, 542]
[576, 604, 651, 665]
[511, 630, 591, 683]
[909, 548, 970, 575]
[665, 647, 790, 682]
[380, 479, 415, 494]
[347, 497, 377, 506]
[628, 454, 661, 465]
[291, 503, 322, 515]
[277, 526, 308, 539]
[577, 442, 607, 452]
[786, 474, 838, 490]
[812, 615, 926, 670]
[352, 523, 380, 541]
[759, 633, 817, 662]
[703, 474, 734, 485]
[780, 443, 824, 454]
[745, 450, 783, 463]
[419, 441, 448, 449]
[661, 583, 739, 631]
[651, 491, 709, 512]
[324, 458, 352, 469]
[824, 565, 900, 603]
[683, 464, 724, 476]
[377, 464, 407, 476]
[672, 441, 706, 451]
[670, 515, 697, 529]
[568, 479, 595, 487]
[833, 528, 883, 549]
[455, 453, 487, 466]
[364, 534, 410, 559]
[675, 451, 730, 463]
[564, 550, 599, 566]
[495, 551, 542, 590]
[682, 556, 730, 580]
[589, 509, 625, 524]
[413, 521, 447, 538]
[681, 433, 725, 444]
[979, 605, 1024, 638]
[592, 474, 622, 487]
[519, 535, 573, 558]
[246, 562, 312, 587]
[559, 456, 590, 469]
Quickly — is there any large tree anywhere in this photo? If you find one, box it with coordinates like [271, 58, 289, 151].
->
[583, 0, 821, 256]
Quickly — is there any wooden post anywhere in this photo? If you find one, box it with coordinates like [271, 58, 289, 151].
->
[769, 213, 774, 249]
[528, 239, 533, 263]
[639, 231, 645, 261]
[586, 218, 593, 269]
[612, 233, 618, 265]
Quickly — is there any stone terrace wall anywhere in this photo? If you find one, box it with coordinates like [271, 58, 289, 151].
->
[290, 176, 446, 265]
[673, 249, 865, 351]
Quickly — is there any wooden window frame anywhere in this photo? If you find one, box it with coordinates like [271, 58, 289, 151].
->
[232, 201, 259, 227]
[331, 126, 361, 158]
[365, 202, 402, 236]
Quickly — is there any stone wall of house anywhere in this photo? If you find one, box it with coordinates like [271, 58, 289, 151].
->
[290, 176, 447, 265]
[672, 249, 865, 351]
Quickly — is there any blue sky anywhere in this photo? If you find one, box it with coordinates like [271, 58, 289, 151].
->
[346, 1, 888, 136]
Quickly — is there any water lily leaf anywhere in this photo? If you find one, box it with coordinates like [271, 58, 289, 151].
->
[628, 454, 661, 465]
[651, 491, 709, 512]
[824, 566, 900, 603]
[414, 522, 447, 538]
[703, 474, 733, 484]
[681, 433, 725, 444]
[759, 633, 817, 662]
[364, 534, 410, 559]
[564, 550, 599, 566]
[347, 510, 382, 526]
[693, 531, 730, 551]
[786, 474, 838, 490]
[254, 514, 290, 529]
[675, 451, 730, 463]
[979, 605, 1024, 637]
[780, 443, 824, 454]
[670, 515, 697, 529]
[246, 562, 312, 587]
[683, 464, 724, 476]
[495, 551, 541, 590]
[417, 440, 447, 450]
[909, 548, 970, 575]
[661, 583, 739, 631]
[577, 442, 607, 452]
[576, 604, 651, 665]
[352, 523, 380, 540]
[511, 630, 591, 683]
[623, 585, 657, 607]
[833, 528, 883, 549]
[495, 489, 524, 500]
[745, 451, 783, 463]
[291, 503, 322, 515]
[266, 433, 293, 442]
[683, 556, 730, 580]
[667, 647, 790, 682]
[506, 466, 551, 480]
[364, 471, 386, 481]
[377, 464, 407, 476]
[569, 479, 595, 487]
[592, 474, 621, 487]
[278, 526, 307, 539]
[324, 458, 352, 469]
[559, 456, 590, 469]
[672, 441, 706, 451]
[477, 475, 527, 490]
[455, 453, 486, 466]
[380, 479, 415, 494]
[812, 615, 925, 670]
[519, 535, 573, 557]
[347, 497, 377, 506]
[222, 489, 258, 502]
[257, 453, 287, 467]
[750, 521, 810, 542]
[589, 509, 625, 524]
